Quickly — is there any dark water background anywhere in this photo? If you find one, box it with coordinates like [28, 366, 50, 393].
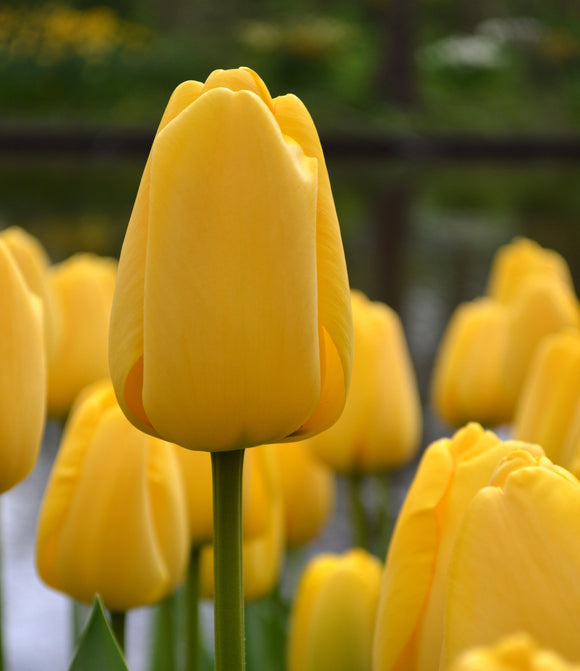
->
[1, 155, 579, 669]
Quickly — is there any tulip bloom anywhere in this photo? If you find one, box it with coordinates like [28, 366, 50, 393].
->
[486, 237, 573, 305]
[431, 278, 580, 426]
[47, 253, 117, 417]
[0, 241, 46, 494]
[513, 330, 580, 468]
[274, 439, 335, 548]
[36, 382, 189, 612]
[442, 448, 580, 667]
[450, 633, 580, 671]
[287, 548, 382, 671]
[199, 445, 284, 601]
[308, 290, 421, 473]
[373, 423, 536, 671]
[108, 67, 353, 452]
[0, 226, 60, 362]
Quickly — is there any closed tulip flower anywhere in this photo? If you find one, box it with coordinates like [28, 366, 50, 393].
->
[373, 423, 535, 671]
[0, 226, 60, 362]
[199, 444, 284, 601]
[513, 330, 580, 468]
[36, 382, 189, 612]
[308, 290, 421, 473]
[450, 633, 580, 671]
[108, 66, 353, 452]
[287, 548, 382, 671]
[275, 439, 335, 548]
[442, 448, 580, 667]
[431, 278, 580, 427]
[0, 241, 46, 493]
[486, 237, 573, 305]
[47, 253, 117, 418]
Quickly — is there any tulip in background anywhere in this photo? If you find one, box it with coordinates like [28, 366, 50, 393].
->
[513, 329, 580, 468]
[36, 381, 189, 645]
[0, 239, 46, 494]
[431, 273, 580, 427]
[486, 237, 574, 305]
[372, 423, 537, 671]
[450, 633, 580, 671]
[107, 66, 353, 671]
[287, 548, 382, 671]
[47, 253, 117, 418]
[442, 447, 580, 667]
[274, 440, 335, 549]
[308, 289, 421, 474]
[0, 226, 60, 362]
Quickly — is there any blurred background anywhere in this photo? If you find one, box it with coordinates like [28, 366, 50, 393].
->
[0, 0, 579, 669]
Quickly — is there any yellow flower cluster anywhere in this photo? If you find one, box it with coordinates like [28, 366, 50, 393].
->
[0, 3, 151, 65]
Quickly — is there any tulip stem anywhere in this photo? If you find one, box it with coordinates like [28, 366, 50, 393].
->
[211, 448, 246, 671]
[185, 546, 201, 671]
[110, 611, 126, 653]
[347, 473, 369, 550]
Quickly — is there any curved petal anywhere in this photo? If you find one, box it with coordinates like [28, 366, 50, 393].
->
[142, 87, 320, 450]
[203, 67, 275, 113]
[274, 93, 353, 437]
[443, 457, 580, 668]
[0, 242, 46, 493]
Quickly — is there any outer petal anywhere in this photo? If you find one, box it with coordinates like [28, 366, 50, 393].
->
[274, 93, 353, 437]
[443, 452, 580, 668]
[109, 80, 203, 435]
[513, 330, 580, 467]
[142, 87, 320, 451]
[373, 423, 522, 671]
[430, 298, 511, 427]
[0, 242, 46, 493]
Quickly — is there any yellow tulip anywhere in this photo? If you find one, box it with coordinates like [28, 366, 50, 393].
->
[442, 448, 580, 667]
[486, 237, 573, 305]
[199, 444, 284, 601]
[372, 423, 537, 671]
[36, 382, 189, 612]
[430, 299, 512, 427]
[0, 226, 60, 362]
[287, 548, 382, 671]
[0, 241, 46, 494]
[513, 330, 580, 467]
[109, 67, 353, 452]
[308, 289, 421, 473]
[449, 633, 580, 671]
[274, 439, 335, 548]
[47, 253, 117, 418]
[431, 278, 580, 427]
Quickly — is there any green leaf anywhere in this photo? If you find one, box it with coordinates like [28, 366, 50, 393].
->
[68, 596, 128, 671]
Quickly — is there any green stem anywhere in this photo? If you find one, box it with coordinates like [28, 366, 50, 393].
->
[110, 611, 126, 653]
[211, 449, 246, 671]
[373, 472, 393, 558]
[347, 473, 369, 550]
[185, 546, 201, 671]
[150, 590, 178, 671]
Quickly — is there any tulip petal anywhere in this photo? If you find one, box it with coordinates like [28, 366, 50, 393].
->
[274, 93, 353, 436]
[443, 460, 580, 667]
[142, 87, 320, 451]
[0, 242, 45, 493]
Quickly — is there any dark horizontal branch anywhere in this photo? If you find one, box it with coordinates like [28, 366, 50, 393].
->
[1, 123, 580, 161]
